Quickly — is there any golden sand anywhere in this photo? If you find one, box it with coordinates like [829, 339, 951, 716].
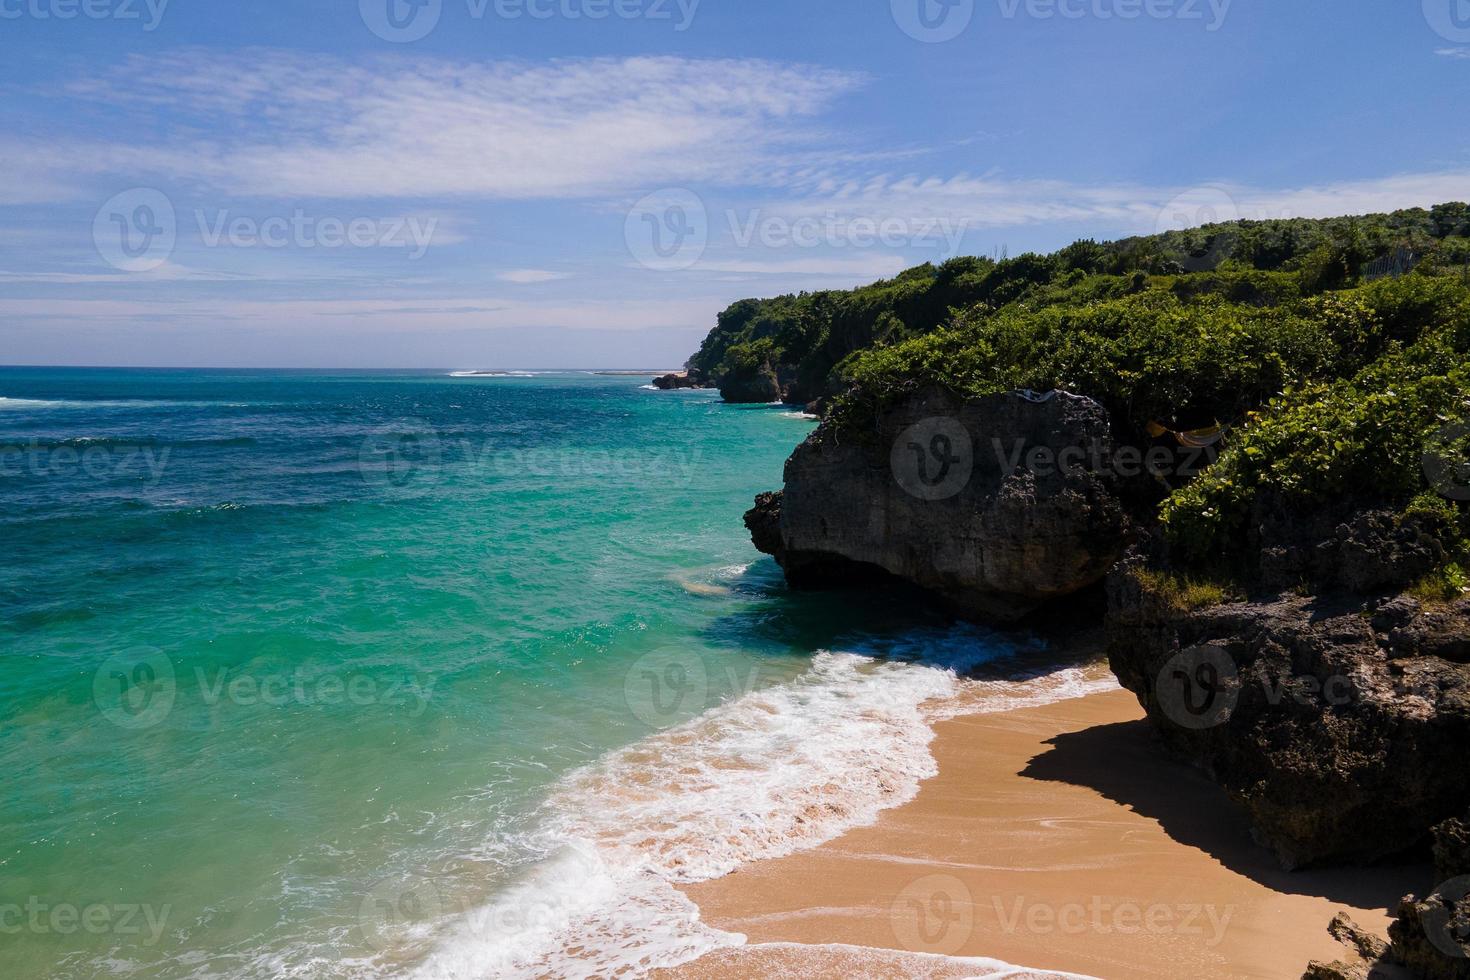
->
[663, 683, 1425, 979]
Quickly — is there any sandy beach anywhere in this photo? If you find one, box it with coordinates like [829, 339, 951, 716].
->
[664, 676, 1428, 980]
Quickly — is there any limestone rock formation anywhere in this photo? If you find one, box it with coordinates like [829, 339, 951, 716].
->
[651, 371, 707, 390]
[717, 364, 783, 403]
[1107, 569, 1470, 870]
[745, 388, 1133, 621]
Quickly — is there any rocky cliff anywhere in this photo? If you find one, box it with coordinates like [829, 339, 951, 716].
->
[1306, 814, 1470, 978]
[745, 384, 1470, 978]
[745, 388, 1133, 621]
[1106, 565, 1470, 870]
[716, 363, 784, 403]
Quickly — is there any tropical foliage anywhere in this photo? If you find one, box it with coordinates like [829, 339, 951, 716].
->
[688, 205, 1470, 577]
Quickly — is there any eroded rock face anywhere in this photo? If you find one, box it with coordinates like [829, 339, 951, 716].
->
[1107, 567, 1470, 869]
[1380, 814, 1470, 980]
[1256, 504, 1450, 595]
[746, 388, 1133, 622]
[717, 365, 783, 404]
[651, 371, 707, 390]
[1302, 913, 1400, 980]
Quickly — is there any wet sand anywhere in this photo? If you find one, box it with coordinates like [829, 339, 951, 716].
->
[664, 682, 1426, 979]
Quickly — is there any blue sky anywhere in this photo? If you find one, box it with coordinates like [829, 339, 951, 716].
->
[1, 0, 1468, 367]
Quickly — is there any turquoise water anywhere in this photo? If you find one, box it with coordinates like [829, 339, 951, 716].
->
[0, 368, 1021, 978]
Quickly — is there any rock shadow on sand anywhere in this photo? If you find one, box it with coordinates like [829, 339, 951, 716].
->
[1020, 717, 1430, 913]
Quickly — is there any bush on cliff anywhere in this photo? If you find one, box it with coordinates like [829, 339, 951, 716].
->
[688, 205, 1470, 404]
[830, 289, 1342, 442]
[821, 272, 1470, 578]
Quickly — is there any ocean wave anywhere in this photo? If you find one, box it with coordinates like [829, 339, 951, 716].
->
[690, 941, 1099, 978]
[408, 634, 1117, 978]
[0, 396, 256, 410]
[0, 435, 259, 451]
[408, 843, 737, 980]
[668, 561, 756, 597]
[448, 371, 540, 378]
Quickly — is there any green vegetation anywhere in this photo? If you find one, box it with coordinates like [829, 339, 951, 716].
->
[1131, 568, 1234, 611]
[688, 204, 1470, 579]
[689, 204, 1470, 408]
[1409, 563, 1470, 606]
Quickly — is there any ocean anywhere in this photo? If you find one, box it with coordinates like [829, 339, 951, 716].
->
[0, 368, 1104, 978]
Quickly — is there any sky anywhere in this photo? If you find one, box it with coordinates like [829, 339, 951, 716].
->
[1, 0, 1468, 368]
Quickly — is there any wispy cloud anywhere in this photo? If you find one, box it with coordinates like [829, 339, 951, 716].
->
[497, 269, 569, 283]
[689, 254, 910, 278]
[745, 169, 1470, 237]
[0, 263, 262, 284]
[0, 295, 725, 332]
[20, 49, 1469, 235]
[1436, 47, 1470, 59]
[46, 52, 864, 201]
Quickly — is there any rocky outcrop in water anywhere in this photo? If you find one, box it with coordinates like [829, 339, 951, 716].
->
[652, 371, 708, 390]
[745, 388, 1133, 622]
[1107, 565, 1470, 870]
[717, 364, 784, 403]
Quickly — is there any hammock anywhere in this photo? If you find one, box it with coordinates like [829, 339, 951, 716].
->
[1147, 420, 1224, 449]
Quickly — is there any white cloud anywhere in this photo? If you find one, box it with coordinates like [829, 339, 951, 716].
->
[497, 269, 569, 283]
[1221, 171, 1470, 226]
[744, 169, 1470, 238]
[0, 146, 88, 204]
[1436, 47, 1470, 59]
[689, 254, 910, 278]
[0, 263, 263, 284]
[20, 49, 1469, 237]
[52, 52, 864, 201]
[0, 295, 725, 332]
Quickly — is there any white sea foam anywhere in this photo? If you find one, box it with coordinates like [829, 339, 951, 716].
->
[0, 396, 252, 410]
[0, 396, 84, 409]
[698, 941, 1099, 978]
[408, 631, 1118, 979]
[448, 371, 539, 378]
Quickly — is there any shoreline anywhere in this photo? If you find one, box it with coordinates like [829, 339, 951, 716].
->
[663, 679, 1427, 980]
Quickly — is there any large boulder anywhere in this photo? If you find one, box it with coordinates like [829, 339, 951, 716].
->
[718, 364, 784, 403]
[1383, 813, 1470, 979]
[1107, 566, 1470, 869]
[652, 371, 705, 390]
[745, 388, 1133, 622]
